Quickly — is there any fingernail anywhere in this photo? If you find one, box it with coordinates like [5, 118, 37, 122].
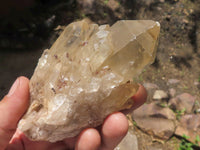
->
[7, 78, 20, 97]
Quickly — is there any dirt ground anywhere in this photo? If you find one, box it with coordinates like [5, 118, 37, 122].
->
[0, 0, 200, 149]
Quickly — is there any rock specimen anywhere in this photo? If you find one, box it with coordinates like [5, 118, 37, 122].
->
[175, 114, 200, 146]
[132, 102, 176, 140]
[115, 130, 138, 150]
[153, 90, 169, 100]
[168, 93, 195, 113]
[18, 19, 160, 142]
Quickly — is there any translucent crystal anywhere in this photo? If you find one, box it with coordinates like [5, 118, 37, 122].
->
[18, 20, 160, 142]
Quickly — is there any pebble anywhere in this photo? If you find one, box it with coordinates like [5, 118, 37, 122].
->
[167, 79, 180, 85]
[143, 83, 159, 90]
[115, 130, 138, 150]
[132, 102, 176, 140]
[45, 15, 56, 27]
[168, 93, 195, 113]
[153, 90, 168, 100]
[175, 114, 200, 146]
[195, 108, 200, 113]
[169, 88, 176, 97]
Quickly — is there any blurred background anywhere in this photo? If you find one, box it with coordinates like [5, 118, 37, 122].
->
[0, 0, 200, 149]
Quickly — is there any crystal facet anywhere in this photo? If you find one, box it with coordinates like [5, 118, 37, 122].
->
[18, 20, 160, 142]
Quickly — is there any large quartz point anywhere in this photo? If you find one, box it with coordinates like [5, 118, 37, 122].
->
[18, 20, 160, 142]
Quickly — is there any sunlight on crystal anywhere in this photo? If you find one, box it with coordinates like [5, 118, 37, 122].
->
[18, 19, 160, 142]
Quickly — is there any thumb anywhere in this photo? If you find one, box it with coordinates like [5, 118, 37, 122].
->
[0, 76, 29, 150]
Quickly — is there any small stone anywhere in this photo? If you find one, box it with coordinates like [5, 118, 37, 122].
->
[153, 90, 168, 100]
[132, 102, 176, 140]
[143, 83, 159, 101]
[115, 130, 138, 150]
[195, 108, 200, 113]
[45, 15, 56, 28]
[175, 114, 200, 146]
[183, 19, 189, 24]
[143, 83, 159, 90]
[156, 7, 162, 11]
[77, 0, 95, 14]
[167, 79, 180, 85]
[169, 88, 176, 97]
[168, 93, 195, 113]
[18, 19, 160, 142]
[107, 0, 120, 11]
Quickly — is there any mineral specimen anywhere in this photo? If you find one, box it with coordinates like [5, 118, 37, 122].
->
[18, 19, 160, 142]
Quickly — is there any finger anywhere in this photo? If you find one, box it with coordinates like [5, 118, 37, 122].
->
[0, 76, 29, 150]
[6, 129, 24, 150]
[63, 136, 77, 149]
[75, 128, 101, 150]
[9, 130, 49, 150]
[20, 134, 65, 150]
[122, 84, 147, 114]
[131, 84, 147, 109]
[9, 129, 67, 150]
[100, 112, 128, 150]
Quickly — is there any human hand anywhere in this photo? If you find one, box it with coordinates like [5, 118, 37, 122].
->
[0, 76, 147, 150]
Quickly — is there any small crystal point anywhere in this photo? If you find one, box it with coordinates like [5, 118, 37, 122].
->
[18, 20, 160, 142]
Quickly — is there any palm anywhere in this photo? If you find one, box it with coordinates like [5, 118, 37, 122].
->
[9, 129, 77, 149]
[0, 77, 146, 150]
[7, 112, 129, 150]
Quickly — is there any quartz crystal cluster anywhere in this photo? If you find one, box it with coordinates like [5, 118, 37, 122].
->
[18, 19, 160, 142]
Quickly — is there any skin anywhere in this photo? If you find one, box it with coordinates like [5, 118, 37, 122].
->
[0, 76, 147, 150]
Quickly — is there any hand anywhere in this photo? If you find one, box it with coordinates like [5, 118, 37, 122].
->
[0, 76, 147, 150]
